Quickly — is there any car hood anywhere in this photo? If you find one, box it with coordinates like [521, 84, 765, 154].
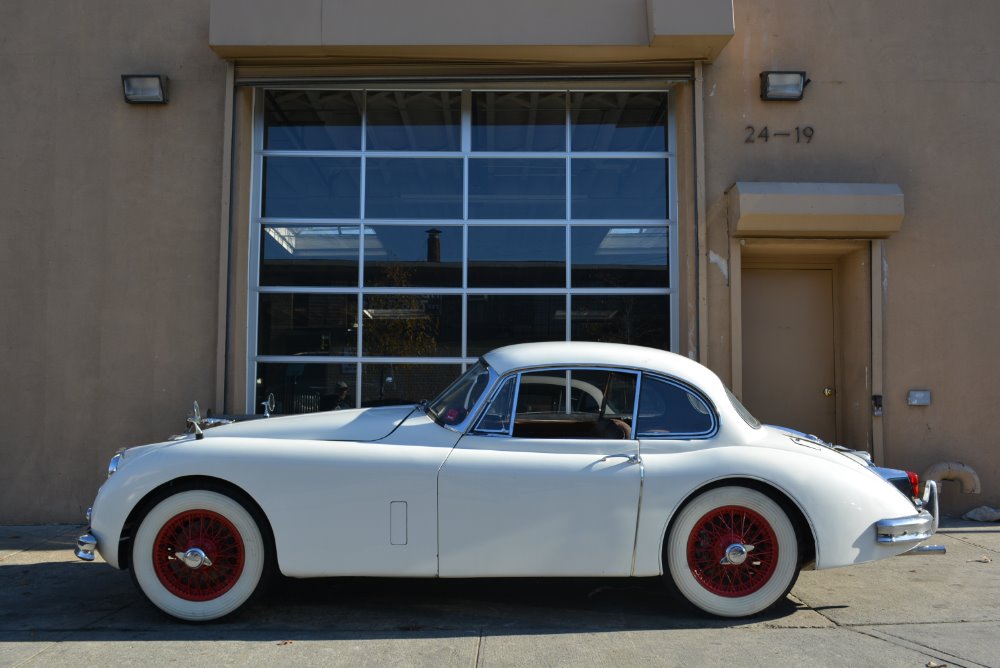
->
[201, 404, 418, 441]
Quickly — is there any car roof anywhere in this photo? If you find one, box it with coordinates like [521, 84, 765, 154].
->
[481, 341, 723, 389]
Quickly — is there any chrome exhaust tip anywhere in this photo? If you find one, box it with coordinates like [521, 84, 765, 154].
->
[900, 544, 947, 556]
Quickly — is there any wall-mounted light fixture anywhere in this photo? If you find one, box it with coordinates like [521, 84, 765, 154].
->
[759, 71, 809, 101]
[121, 74, 168, 104]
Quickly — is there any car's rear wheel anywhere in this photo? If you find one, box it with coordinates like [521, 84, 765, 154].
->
[665, 486, 799, 617]
[131, 488, 269, 622]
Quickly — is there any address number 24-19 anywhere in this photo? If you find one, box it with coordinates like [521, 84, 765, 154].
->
[745, 126, 815, 143]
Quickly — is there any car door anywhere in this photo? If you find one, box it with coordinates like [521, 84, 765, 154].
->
[437, 367, 642, 577]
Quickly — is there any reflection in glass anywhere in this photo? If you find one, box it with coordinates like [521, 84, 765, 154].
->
[472, 91, 566, 152]
[362, 363, 461, 406]
[571, 91, 669, 152]
[469, 158, 566, 219]
[362, 294, 461, 356]
[636, 377, 714, 436]
[571, 158, 667, 219]
[571, 226, 668, 288]
[260, 226, 360, 287]
[365, 225, 462, 287]
[258, 294, 358, 356]
[513, 369, 636, 431]
[468, 226, 565, 287]
[264, 90, 363, 151]
[428, 362, 491, 426]
[365, 91, 461, 151]
[263, 157, 360, 219]
[467, 295, 565, 355]
[256, 362, 357, 414]
[365, 158, 463, 219]
[474, 376, 515, 433]
[570, 295, 669, 350]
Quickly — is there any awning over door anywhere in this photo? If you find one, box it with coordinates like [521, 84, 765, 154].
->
[728, 182, 905, 239]
[209, 0, 734, 64]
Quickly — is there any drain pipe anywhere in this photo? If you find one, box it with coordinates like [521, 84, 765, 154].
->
[922, 461, 981, 494]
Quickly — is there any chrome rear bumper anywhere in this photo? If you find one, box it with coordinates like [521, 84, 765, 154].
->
[876, 480, 945, 554]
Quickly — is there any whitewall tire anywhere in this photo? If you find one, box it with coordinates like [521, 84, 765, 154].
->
[666, 486, 799, 617]
[131, 489, 268, 622]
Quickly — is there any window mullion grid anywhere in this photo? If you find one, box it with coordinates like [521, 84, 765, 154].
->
[668, 90, 679, 352]
[461, 89, 471, 368]
[250, 85, 678, 411]
[247, 89, 267, 412]
[565, 90, 572, 343]
[356, 88, 368, 405]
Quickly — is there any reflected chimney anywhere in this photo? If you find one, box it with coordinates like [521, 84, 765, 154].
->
[426, 228, 441, 263]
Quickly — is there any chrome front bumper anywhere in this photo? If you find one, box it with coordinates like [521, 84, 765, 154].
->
[876, 480, 945, 553]
[75, 532, 97, 561]
[74, 506, 98, 562]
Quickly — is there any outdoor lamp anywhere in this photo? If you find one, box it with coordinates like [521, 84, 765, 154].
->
[759, 71, 809, 101]
[121, 74, 168, 104]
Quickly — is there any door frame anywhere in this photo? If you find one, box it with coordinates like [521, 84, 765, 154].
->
[729, 238, 884, 463]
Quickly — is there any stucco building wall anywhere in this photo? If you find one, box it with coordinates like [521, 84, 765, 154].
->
[1, 0, 997, 521]
[0, 0, 228, 521]
[703, 0, 1000, 511]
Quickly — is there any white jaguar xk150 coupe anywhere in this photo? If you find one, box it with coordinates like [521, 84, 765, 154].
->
[75, 342, 942, 621]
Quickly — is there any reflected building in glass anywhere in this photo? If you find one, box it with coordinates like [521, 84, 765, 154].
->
[252, 88, 675, 412]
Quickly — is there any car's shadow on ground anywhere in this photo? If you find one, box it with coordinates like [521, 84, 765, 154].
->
[0, 560, 807, 640]
[264, 574, 805, 633]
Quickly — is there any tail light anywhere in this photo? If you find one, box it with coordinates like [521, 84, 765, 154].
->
[906, 471, 920, 499]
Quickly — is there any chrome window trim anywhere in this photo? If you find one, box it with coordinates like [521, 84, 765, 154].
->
[467, 365, 642, 439]
[470, 374, 517, 436]
[634, 373, 719, 440]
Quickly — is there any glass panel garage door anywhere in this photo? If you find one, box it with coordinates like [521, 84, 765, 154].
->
[250, 87, 677, 413]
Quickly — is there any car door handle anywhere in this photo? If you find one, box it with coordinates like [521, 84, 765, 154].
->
[599, 454, 640, 465]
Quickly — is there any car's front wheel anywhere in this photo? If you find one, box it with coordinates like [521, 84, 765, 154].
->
[665, 486, 799, 617]
[131, 488, 270, 622]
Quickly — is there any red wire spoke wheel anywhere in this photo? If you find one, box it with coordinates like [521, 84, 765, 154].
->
[152, 510, 246, 601]
[131, 489, 269, 622]
[685, 505, 777, 597]
[666, 486, 799, 617]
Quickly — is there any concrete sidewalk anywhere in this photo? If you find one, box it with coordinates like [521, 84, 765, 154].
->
[1, 520, 998, 667]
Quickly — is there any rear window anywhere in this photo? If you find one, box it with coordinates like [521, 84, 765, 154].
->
[726, 387, 761, 429]
[636, 376, 715, 437]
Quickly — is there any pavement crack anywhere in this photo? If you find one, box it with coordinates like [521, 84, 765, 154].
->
[940, 532, 1000, 555]
[838, 618, 1000, 628]
[474, 628, 484, 668]
[848, 625, 987, 668]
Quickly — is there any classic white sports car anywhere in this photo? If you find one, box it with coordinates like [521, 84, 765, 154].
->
[75, 342, 942, 621]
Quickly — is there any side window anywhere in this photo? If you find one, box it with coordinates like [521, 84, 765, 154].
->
[636, 376, 715, 437]
[511, 369, 637, 440]
[473, 376, 515, 434]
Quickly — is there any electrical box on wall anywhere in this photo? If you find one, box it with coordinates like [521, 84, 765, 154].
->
[907, 390, 932, 406]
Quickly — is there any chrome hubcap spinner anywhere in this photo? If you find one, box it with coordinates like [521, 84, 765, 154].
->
[174, 547, 213, 569]
[720, 543, 755, 566]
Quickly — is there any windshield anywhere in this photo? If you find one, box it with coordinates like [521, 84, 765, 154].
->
[725, 387, 761, 429]
[426, 361, 492, 427]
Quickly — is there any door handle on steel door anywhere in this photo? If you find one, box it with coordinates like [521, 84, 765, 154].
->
[600, 454, 640, 464]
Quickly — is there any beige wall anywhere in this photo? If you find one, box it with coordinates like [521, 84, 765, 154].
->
[703, 0, 1000, 512]
[0, 0, 228, 522]
[3, 0, 998, 520]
